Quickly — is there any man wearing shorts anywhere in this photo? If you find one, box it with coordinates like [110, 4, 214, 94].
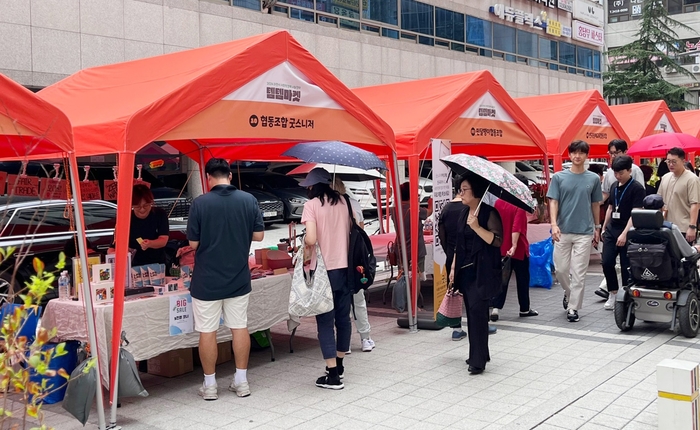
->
[187, 158, 264, 401]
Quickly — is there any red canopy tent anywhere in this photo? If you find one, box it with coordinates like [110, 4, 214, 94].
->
[515, 90, 629, 170]
[353, 70, 547, 328]
[673, 110, 700, 139]
[610, 100, 680, 144]
[0, 74, 106, 428]
[39, 30, 398, 426]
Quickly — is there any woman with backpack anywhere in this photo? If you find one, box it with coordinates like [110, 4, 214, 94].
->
[300, 168, 352, 390]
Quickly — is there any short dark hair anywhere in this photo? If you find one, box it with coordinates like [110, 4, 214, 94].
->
[568, 140, 590, 155]
[453, 174, 464, 195]
[640, 164, 653, 182]
[459, 175, 489, 199]
[667, 147, 686, 159]
[612, 154, 633, 172]
[608, 139, 628, 153]
[205, 158, 231, 179]
[400, 182, 410, 201]
[588, 164, 605, 176]
[307, 183, 340, 206]
[132, 184, 154, 206]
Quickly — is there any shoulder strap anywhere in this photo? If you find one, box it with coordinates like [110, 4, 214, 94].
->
[343, 194, 356, 225]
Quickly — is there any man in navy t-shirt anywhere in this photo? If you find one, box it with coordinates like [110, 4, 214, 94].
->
[187, 158, 264, 401]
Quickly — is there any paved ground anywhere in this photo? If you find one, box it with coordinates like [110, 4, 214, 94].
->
[5, 261, 695, 429]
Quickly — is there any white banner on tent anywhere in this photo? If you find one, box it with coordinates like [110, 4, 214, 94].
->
[431, 138, 452, 319]
[169, 294, 194, 335]
[656, 114, 676, 133]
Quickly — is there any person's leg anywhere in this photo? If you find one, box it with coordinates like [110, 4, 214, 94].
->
[464, 291, 490, 372]
[513, 257, 534, 314]
[619, 245, 631, 288]
[351, 291, 374, 351]
[491, 267, 512, 310]
[192, 298, 223, 400]
[554, 234, 574, 306]
[223, 294, 252, 396]
[601, 232, 620, 293]
[568, 234, 594, 312]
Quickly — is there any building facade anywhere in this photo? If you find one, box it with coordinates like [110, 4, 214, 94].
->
[0, 0, 603, 98]
[605, 0, 700, 109]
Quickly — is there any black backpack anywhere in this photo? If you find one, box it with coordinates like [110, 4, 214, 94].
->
[344, 195, 377, 294]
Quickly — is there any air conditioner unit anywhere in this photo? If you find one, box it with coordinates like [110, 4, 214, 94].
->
[665, 66, 677, 73]
[692, 65, 700, 74]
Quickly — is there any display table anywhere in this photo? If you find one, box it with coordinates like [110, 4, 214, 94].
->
[42, 273, 293, 386]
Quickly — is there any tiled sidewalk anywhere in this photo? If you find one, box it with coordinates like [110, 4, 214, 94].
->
[7, 267, 696, 429]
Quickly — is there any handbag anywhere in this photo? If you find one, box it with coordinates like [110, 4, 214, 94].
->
[501, 256, 512, 292]
[289, 243, 334, 317]
[436, 284, 463, 327]
[391, 272, 408, 313]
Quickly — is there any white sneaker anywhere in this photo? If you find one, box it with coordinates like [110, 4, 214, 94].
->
[604, 292, 617, 310]
[198, 382, 218, 401]
[228, 378, 251, 397]
[361, 338, 374, 352]
[345, 347, 351, 354]
[367, 338, 375, 349]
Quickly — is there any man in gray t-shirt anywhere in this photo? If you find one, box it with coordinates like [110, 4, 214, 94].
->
[547, 141, 603, 323]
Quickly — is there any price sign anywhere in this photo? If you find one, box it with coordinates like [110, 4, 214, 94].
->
[7, 175, 39, 197]
[79, 181, 102, 201]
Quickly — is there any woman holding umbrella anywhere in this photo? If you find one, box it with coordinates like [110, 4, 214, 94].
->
[448, 174, 503, 375]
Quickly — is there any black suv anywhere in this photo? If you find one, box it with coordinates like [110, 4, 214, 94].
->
[0, 198, 187, 302]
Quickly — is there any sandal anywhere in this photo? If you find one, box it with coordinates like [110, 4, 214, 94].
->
[519, 309, 539, 317]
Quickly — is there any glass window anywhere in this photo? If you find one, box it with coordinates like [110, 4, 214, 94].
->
[493, 23, 516, 53]
[435, 7, 465, 42]
[467, 16, 492, 48]
[401, 0, 434, 36]
[317, 0, 360, 20]
[8, 206, 71, 236]
[593, 51, 601, 72]
[82, 204, 117, 231]
[539, 38, 557, 61]
[382, 28, 400, 39]
[517, 30, 537, 58]
[290, 8, 315, 22]
[559, 42, 576, 66]
[232, 0, 260, 10]
[577, 46, 593, 70]
[276, 0, 313, 7]
[363, 0, 398, 25]
[668, 0, 683, 13]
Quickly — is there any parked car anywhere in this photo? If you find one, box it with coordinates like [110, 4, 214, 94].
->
[230, 179, 285, 224]
[238, 172, 307, 221]
[0, 198, 187, 303]
[562, 161, 608, 172]
[515, 161, 551, 184]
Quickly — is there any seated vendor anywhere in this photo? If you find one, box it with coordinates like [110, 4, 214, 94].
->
[109, 184, 170, 266]
[642, 194, 698, 257]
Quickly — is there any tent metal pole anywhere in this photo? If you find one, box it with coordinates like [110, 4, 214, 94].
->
[391, 153, 415, 332]
[68, 157, 107, 430]
[198, 146, 208, 193]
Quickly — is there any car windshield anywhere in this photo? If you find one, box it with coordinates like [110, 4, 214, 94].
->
[516, 162, 536, 172]
[263, 174, 301, 188]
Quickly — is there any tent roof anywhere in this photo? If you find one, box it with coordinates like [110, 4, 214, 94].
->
[515, 89, 628, 159]
[39, 30, 395, 158]
[352, 71, 547, 160]
[672, 110, 700, 139]
[0, 74, 73, 158]
[609, 100, 680, 144]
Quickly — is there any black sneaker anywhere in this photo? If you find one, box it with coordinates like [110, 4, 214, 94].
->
[324, 366, 344, 380]
[316, 375, 344, 390]
[595, 288, 610, 299]
[567, 309, 579, 322]
[563, 294, 569, 310]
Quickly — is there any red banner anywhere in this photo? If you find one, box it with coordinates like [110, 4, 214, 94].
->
[80, 180, 102, 201]
[7, 175, 39, 197]
[40, 178, 68, 200]
[0, 172, 6, 195]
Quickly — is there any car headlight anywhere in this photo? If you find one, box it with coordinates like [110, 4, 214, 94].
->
[289, 198, 306, 204]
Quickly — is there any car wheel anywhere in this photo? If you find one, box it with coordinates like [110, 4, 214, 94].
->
[679, 292, 700, 338]
[614, 299, 635, 332]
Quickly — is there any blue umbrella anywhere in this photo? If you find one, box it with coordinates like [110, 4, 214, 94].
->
[282, 141, 387, 171]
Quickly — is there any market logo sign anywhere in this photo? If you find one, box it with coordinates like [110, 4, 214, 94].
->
[655, 115, 675, 133]
[489, 5, 555, 33]
[572, 20, 604, 46]
[574, 106, 618, 143]
[573, 0, 604, 27]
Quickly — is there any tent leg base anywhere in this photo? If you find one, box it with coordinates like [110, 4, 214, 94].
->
[397, 316, 444, 331]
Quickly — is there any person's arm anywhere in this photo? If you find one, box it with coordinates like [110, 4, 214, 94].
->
[419, 207, 428, 221]
[186, 200, 200, 251]
[189, 241, 199, 250]
[602, 202, 612, 234]
[549, 199, 560, 241]
[304, 221, 317, 246]
[592, 201, 601, 246]
[466, 209, 502, 247]
[252, 200, 265, 242]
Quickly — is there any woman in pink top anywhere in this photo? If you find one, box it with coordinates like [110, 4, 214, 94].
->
[300, 168, 351, 390]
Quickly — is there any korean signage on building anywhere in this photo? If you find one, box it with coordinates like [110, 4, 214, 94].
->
[562, 25, 572, 38]
[572, 20, 604, 46]
[558, 0, 574, 12]
[547, 19, 562, 36]
[490, 5, 558, 33]
[608, 0, 643, 20]
[533, 0, 557, 8]
[573, 0, 604, 27]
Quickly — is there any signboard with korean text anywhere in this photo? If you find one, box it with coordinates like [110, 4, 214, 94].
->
[562, 25, 572, 38]
[534, 0, 557, 7]
[630, 0, 643, 17]
[547, 20, 562, 36]
[573, 0, 604, 27]
[572, 20, 604, 46]
[431, 138, 452, 320]
[169, 294, 194, 335]
[572, 106, 621, 145]
[608, 0, 629, 17]
[490, 4, 553, 32]
[558, 0, 574, 12]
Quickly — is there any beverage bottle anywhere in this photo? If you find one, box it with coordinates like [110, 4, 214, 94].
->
[58, 270, 70, 301]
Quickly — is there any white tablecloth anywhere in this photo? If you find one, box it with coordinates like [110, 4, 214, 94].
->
[42, 273, 293, 386]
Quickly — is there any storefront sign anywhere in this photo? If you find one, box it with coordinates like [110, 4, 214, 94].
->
[631, 0, 643, 17]
[572, 20, 604, 46]
[533, 0, 557, 7]
[490, 5, 552, 32]
[431, 138, 451, 320]
[169, 294, 194, 335]
[562, 25, 572, 38]
[547, 19, 562, 36]
[573, 0, 604, 27]
[686, 39, 700, 52]
[558, 0, 574, 12]
[608, 0, 629, 17]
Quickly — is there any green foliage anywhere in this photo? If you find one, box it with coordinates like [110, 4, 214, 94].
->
[1, 251, 72, 429]
[604, 0, 698, 110]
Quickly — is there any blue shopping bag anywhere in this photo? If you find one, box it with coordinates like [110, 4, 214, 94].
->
[529, 237, 554, 289]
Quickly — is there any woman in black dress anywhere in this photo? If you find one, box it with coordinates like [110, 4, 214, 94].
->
[449, 175, 503, 375]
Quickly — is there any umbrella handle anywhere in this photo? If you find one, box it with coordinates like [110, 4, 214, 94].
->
[474, 184, 490, 216]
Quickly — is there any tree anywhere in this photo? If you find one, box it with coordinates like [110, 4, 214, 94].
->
[604, 0, 698, 110]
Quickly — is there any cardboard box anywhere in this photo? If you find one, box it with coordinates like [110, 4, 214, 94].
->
[273, 268, 288, 276]
[216, 341, 232, 365]
[147, 348, 193, 378]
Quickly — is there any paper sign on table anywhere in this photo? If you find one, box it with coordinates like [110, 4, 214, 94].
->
[80, 180, 102, 201]
[40, 178, 68, 200]
[169, 294, 194, 335]
[7, 175, 39, 197]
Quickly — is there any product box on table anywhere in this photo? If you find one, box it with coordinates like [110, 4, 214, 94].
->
[147, 348, 193, 378]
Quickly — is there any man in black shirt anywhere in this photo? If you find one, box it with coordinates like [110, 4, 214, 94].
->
[187, 158, 264, 401]
[601, 155, 645, 311]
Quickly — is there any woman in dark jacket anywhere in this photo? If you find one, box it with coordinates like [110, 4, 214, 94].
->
[449, 175, 503, 375]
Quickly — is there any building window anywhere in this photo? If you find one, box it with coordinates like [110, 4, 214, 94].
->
[493, 23, 516, 54]
[317, 0, 360, 20]
[668, 0, 683, 14]
[276, 0, 313, 8]
[290, 8, 315, 21]
[559, 41, 576, 66]
[577, 46, 593, 70]
[593, 51, 601, 72]
[363, 0, 398, 25]
[517, 30, 537, 58]
[401, 0, 434, 36]
[233, 0, 260, 10]
[466, 16, 492, 48]
[435, 7, 465, 42]
[539, 37, 557, 62]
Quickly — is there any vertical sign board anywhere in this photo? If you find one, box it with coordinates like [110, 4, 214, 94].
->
[431, 138, 452, 319]
[169, 294, 194, 335]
